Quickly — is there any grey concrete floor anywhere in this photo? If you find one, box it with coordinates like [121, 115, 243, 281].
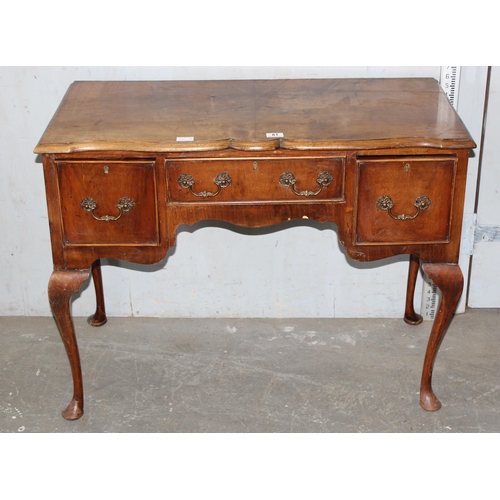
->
[1, 309, 499, 432]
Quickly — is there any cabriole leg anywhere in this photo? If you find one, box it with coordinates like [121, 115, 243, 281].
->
[419, 263, 464, 411]
[48, 269, 91, 420]
[88, 259, 107, 327]
[404, 254, 423, 325]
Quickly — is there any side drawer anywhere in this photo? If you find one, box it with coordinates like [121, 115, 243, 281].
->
[57, 160, 158, 245]
[355, 157, 457, 245]
[167, 157, 345, 203]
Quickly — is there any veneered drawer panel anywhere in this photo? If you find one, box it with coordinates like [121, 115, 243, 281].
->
[58, 160, 158, 245]
[355, 157, 456, 245]
[167, 157, 345, 203]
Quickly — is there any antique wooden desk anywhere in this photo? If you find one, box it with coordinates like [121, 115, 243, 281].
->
[35, 78, 476, 420]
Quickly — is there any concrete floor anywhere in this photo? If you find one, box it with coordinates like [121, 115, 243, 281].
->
[1, 309, 499, 432]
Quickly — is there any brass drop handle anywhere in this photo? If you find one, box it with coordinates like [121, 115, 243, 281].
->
[80, 196, 135, 222]
[279, 171, 333, 197]
[376, 195, 431, 220]
[178, 172, 232, 198]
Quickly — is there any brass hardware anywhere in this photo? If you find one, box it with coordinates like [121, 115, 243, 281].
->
[80, 196, 135, 222]
[404, 163, 410, 172]
[178, 172, 232, 198]
[376, 195, 431, 220]
[104, 165, 109, 174]
[253, 161, 258, 170]
[279, 171, 333, 197]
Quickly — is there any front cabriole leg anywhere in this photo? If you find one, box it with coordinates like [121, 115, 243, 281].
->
[48, 269, 91, 420]
[419, 263, 464, 411]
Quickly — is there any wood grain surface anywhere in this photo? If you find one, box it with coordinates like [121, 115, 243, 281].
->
[34, 79, 476, 154]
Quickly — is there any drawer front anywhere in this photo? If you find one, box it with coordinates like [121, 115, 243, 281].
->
[355, 157, 456, 245]
[58, 160, 158, 245]
[167, 157, 345, 203]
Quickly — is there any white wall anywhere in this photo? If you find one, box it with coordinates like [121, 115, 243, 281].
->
[468, 66, 500, 307]
[1, 66, 481, 318]
[455, 66, 490, 312]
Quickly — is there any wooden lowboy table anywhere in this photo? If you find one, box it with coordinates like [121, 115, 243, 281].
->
[35, 78, 476, 420]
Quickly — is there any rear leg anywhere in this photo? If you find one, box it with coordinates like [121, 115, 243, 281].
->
[404, 254, 423, 325]
[87, 259, 107, 327]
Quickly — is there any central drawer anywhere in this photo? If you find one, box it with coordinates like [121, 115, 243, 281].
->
[167, 157, 345, 203]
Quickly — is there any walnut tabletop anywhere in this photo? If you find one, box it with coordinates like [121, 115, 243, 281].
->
[36, 78, 476, 421]
[35, 78, 475, 154]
